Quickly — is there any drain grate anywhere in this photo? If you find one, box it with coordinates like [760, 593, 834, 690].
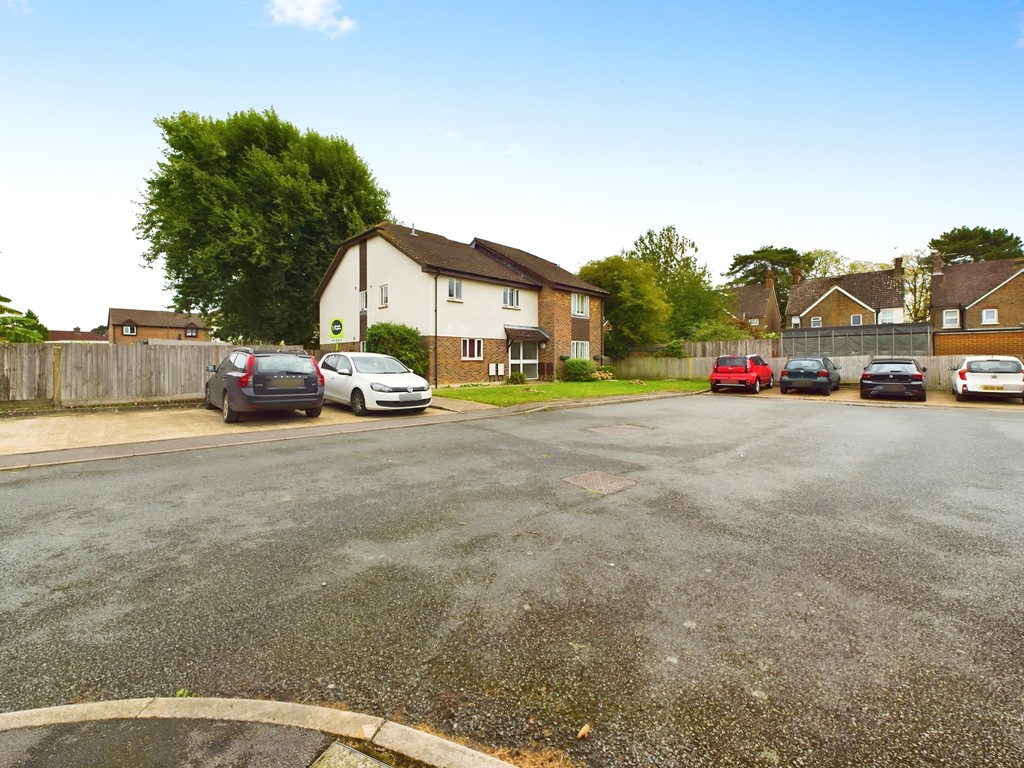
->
[588, 424, 652, 436]
[563, 470, 638, 495]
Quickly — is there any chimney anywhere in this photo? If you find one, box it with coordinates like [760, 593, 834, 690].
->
[765, 269, 775, 289]
[893, 257, 903, 276]
[73, 326, 81, 333]
[932, 254, 943, 275]
[791, 266, 802, 285]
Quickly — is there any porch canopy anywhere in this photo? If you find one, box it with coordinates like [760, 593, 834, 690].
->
[504, 325, 550, 345]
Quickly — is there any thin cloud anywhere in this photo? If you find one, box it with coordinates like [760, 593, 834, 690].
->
[503, 142, 526, 156]
[6, 0, 32, 14]
[266, 0, 355, 38]
[1018, 15, 1024, 48]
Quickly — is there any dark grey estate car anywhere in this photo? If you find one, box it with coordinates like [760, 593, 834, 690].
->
[205, 348, 324, 423]
[779, 356, 841, 395]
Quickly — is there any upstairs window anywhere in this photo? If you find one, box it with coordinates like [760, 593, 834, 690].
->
[810, 316, 822, 328]
[791, 316, 801, 328]
[185, 327, 198, 337]
[502, 286, 520, 308]
[850, 314, 862, 326]
[981, 308, 998, 325]
[878, 308, 895, 324]
[448, 278, 462, 301]
[942, 309, 959, 328]
[359, 290, 368, 311]
[749, 317, 760, 326]
[379, 284, 389, 308]
[122, 324, 137, 336]
[571, 293, 589, 317]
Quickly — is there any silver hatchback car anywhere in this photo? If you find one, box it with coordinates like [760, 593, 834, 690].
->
[948, 355, 1024, 403]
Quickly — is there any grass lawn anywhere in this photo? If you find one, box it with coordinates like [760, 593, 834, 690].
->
[434, 379, 707, 406]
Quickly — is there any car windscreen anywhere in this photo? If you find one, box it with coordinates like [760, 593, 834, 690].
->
[254, 355, 315, 374]
[353, 356, 409, 374]
[717, 357, 747, 367]
[786, 359, 820, 370]
[966, 359, 1023, 374]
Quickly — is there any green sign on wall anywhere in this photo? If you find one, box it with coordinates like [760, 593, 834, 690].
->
[329, 318, 344, 340]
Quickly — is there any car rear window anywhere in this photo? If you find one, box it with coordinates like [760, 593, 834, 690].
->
[717, 357, 747, 367]
[966, 359, 1023, 374]
[254, 355, 315, 374]
[867, 362, 916, 373]
[786, 359, 820, 369]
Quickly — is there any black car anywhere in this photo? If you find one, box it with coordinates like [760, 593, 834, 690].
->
[860, 358, 927, 402]
[779, 356, 841, 395]
[205, 348, 325, 423]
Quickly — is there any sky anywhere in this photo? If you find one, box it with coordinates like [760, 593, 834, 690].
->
[2, 0, 1023, 331]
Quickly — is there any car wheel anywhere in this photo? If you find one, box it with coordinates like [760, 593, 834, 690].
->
[780, 385, 789, 394]
[204, 383, 218, 410]
[752, 378, 761, 394]
[710, 384, 719, 393]
[768, 374, 774, 389]
[823, 385, 831, 396]
[305, 407, 322, 418]
[918, 392, 927, 402]
[860, 390, 868, 399]
[222, 392, 240, 423]
[955, 388, 966, 402]
[351, 389, 368, 416]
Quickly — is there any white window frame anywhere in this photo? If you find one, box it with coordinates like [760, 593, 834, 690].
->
[749, 317, 760, 327]
[850, 314, 862, 326]
[359, 290, 368, 311]
[122, 324, 137, 336]
[379, 284, 389, 308]
[509, 340, 539, 379]
[570, 340, 590, 359]
[942, 309, 959, 328]
[502, 286, 520, 308]
[461, 338, 482, 360]
[981, 308, 998, 325]
[791, 316, 801, 328]
[810, 316, 822, 328]
[878, 308, 895, 325]
[571, 293, 589, 318]
[185, 327, 198, 338]
[448, 278, 462, 301]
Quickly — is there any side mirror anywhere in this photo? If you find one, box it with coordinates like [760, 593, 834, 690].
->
[921, 367, 928, 372]
[947, 365, 956, 371]
[338, 367, 352, 376]
[206, 364, 216, 372]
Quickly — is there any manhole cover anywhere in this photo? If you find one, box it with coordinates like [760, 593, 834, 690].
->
[563, 470, 638, 495]
[588, 424, 652, 436]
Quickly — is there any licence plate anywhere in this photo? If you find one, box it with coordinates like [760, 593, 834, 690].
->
[399, 392, 420, 401]
[980, 385, 1004, 391]
[269, 377, 302, 388]
[883, 384, 904, 392]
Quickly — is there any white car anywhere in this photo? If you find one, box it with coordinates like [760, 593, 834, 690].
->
[948, 355, 1024, 403]
[319, 352, 432, 415]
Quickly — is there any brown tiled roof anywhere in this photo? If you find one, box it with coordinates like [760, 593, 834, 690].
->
[728, 283, 774, 319]
[471, 238, 608, 295]
[787, 268, 904, 316]
[929, 259, 1024, 308]
[48, 329, 107, 342]
[504, 325, 550, 342]
[106, 308, 208, 329]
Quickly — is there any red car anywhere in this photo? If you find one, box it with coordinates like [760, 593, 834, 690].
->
[710, 354, 775, 394]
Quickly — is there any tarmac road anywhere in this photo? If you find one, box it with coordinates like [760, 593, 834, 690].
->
[1, 390, 1023, 766]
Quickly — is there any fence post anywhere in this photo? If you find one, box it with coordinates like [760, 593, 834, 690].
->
[52, 344, 63, 409]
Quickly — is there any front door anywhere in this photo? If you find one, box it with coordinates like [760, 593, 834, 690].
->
[509, 341, 539, 379]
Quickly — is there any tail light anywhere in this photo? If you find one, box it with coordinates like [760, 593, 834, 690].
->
[958, 370, 968, 381]
[911, 372, 923, 381]
[860, 372, 872, 380]
[816, 369, 829, 378]
[312, 358, 325, 387]
[239, 354, 255, 387]
[781, 369, 789, 377]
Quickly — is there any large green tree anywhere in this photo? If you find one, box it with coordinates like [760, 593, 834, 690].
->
[929, 226, 1023, 264]
[622, 226, 727, 339]
[724, 245, 812, 316]
[578, 256, 670, 358]
[0, 295, 46, 343]
[803, 249, 888, 278]
[136, 108, 391, 345]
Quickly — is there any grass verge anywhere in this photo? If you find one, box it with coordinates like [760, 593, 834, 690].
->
[435, 379, 705, 407]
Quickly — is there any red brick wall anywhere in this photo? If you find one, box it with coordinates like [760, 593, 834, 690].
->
[804, 293, 873, 327]
[965, 280, 1024, 329]
[933, 329, 1024, 356]
[424, 336, 508, 385]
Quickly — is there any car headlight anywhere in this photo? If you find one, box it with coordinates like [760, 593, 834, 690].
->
[370, 382, 393, 393]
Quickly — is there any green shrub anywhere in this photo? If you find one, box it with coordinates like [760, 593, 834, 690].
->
[562, 357, 595, 382]
[506, 371, 527, 385]
[654, 339, 687, 358]
[365, 322, 429, 377]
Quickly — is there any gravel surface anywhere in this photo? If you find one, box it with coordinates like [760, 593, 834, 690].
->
[1, 396, 1022, 766]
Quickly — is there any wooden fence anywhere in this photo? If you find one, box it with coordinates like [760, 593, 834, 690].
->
[0, 343, 236, 408]
[612, 354, 970, 391]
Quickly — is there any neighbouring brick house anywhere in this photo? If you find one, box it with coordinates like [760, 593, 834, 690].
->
[47, 327, 107, 342]
[106, 308, 212, 345]
[313, 222, 607, 385]
[929, 256, 1024, 356]
[726, 271, 782, 334]
[786, 258, 906, 329]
